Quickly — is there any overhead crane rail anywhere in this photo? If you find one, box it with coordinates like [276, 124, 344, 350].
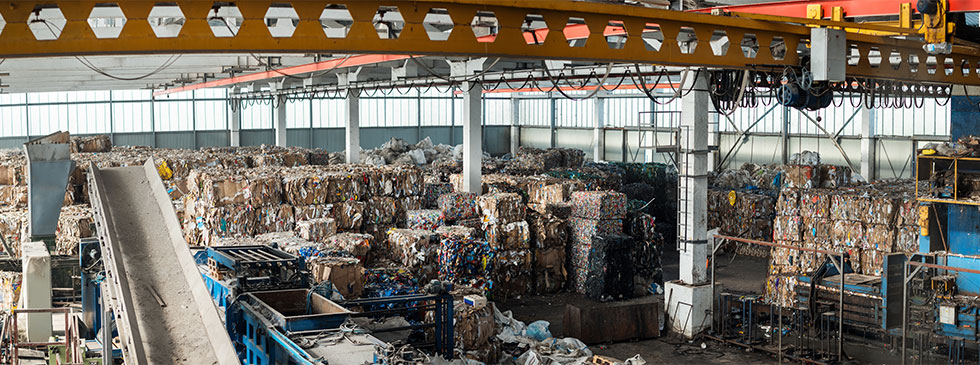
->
[0, 0, 978, 86]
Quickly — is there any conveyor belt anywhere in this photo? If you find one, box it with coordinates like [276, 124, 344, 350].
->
[88, 160, 238, 364]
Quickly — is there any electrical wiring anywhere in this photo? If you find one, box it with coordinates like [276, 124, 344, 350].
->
[39, 19, 182, 82]
[538, 61, 614, 101]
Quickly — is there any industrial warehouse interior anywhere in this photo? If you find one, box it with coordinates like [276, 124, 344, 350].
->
[1, 0, 980, 364]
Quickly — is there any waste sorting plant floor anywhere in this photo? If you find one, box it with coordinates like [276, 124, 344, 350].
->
[500, 249, 775, 363]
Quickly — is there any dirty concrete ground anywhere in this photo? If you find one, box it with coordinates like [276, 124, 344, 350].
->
[499, 249, 780, 364]
[502, 248, 942, 364]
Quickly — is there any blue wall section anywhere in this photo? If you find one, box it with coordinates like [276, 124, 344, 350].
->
[946, 204, 980, 294]
[950, 96, 980, 141]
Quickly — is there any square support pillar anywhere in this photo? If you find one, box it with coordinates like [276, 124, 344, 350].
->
[462, 81, 483, 194]
[345, 90, 361, 164]
[858, 106, 875, 181]
[510, 95, 520, 156]
[22, 241, 51, 343]
[229, 97, 241, 147]
[670, 70, 710, 339]
[275, 97, 287, 147]
[594, 92, 606, 162]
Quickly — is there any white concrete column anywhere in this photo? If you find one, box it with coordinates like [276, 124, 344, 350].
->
[22, 241, 51, 342]
[678, 71, 709, 285]
[594, 91, 607, 162]
[462, 81, 483, 193]
[345, 89, 361, 164]
[510, 95, 520, 156]
[229, 97, 241, 147]
[859, 106, 875, 181]
[666, 70, 712, 339]
[275, 97, 287, 147]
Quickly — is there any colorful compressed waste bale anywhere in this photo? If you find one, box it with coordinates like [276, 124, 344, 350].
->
[830, 193, 870, 221]
[70, 135, 112, 153]
[438, 192, 479, 221]
[0, 272, 21, 312]
[320, 233, 373, 260]
[332, 200, 366, 231]
[293, 204, 333, 221]
[387, 229, 440, 280]
[491, 249, 533, 299]
[0, 186, 26, 208]
[784, 165, 819, 189]
[55, 205, 93, 256]
[799, 191, 830, 219]
[250, 232, 317, 256]
[583, 235, 635, 300]
[864, 224, 895, 252]
[529, 214, 568, 249]
[570, 191, 626, 220]
[439, 236, 496, 291]
[831, 220, 865, 248]
[820, 165, 851, 188]
[895, 226, 919, 252]
[456, 218, 485, 238]
[364, 265, 418, 298]
[295, 218, 337, 243]
[254, 204, 295, 233]
[528, 181, 572, 206]
[477, 192, 525, 225]
[533, 247, 566, 294]
[364, 196, 400, 225]
[484, 221, 531, 251]
[397, 196, 424, 223]
[187, 167, 282, 207]
[309, 255, 364, 299]
[516, 147, 563, 171]
[776, 189, 801, 216]
[424, 182, 454, 208]
[406, 209, 444, 231]
[0, 162, 24, 186]
[435, 225, 476, 240]
[182, 201, 256, 246]
[568, 218, 623, 291]
[866, 196, 898, 225]
[895, 196, 918, 226]
[773, 215, 802, 242]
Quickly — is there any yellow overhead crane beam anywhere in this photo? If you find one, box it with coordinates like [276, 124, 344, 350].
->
[0, 0, 978, 85]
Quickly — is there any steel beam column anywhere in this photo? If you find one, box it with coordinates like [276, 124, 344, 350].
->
[462, 81, 483, 194]
[340, 69, 362, 164]
[229, 93, 241, 147]
[594, 91, 607, 162]
[345, 90, 361, 164]
[274, 97, 287, 147]
[859, 106, 876, 181]
[510, 95, 520, 156]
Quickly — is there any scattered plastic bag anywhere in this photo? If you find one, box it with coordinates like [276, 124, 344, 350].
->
[525, 320, 552, 341]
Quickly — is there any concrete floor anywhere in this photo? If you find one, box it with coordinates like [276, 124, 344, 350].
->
[499, 249, 779, 364]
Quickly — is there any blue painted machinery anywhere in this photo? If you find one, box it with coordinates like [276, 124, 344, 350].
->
[194, 245, 454, 363]
[196, 245, 309, 308]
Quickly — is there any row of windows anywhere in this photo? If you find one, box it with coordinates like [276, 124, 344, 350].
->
[0, 89, 952, 137]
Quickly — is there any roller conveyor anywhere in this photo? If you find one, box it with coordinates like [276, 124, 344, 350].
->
[87, 160, 238, 364]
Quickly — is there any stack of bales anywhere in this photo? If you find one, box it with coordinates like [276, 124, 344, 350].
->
[567, 191, 627, 294]
[707, 189, 775, 257]
[478, 192, 530, 299]
[768, 179, 919, 306]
